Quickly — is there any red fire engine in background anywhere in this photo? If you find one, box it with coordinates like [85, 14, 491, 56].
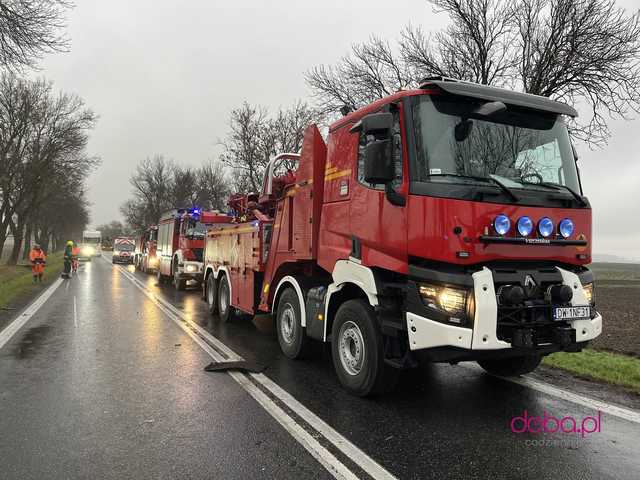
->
[135, 225, 159, 273]
[156, 208, 232, 290]
[202, 78, 602, 396]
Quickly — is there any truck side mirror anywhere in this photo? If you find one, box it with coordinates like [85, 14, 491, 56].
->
[352, 112, 394, 184]
[363, 140, 394, 184]
[350, 112, 393, 135]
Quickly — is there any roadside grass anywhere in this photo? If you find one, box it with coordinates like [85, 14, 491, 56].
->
[0, 252, 64, 310]
[543, 349, 640, 394]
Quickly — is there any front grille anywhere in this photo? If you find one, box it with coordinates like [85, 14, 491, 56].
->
[490, 265, 572, 345]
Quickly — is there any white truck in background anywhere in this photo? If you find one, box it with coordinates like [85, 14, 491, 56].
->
[80, 230, 102, 259]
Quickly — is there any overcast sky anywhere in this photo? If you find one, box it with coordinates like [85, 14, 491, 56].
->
[36, 0, 640, 258]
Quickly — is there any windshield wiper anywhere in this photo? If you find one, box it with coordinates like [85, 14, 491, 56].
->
[429, 173, 519, 202]
[520, 181, 587, 206]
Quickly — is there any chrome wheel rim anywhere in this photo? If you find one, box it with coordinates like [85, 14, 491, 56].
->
[338, 321, 365, 376]
[280, 303, 296, 345]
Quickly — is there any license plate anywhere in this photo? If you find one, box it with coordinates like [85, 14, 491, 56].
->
[553, 306, 590, 321]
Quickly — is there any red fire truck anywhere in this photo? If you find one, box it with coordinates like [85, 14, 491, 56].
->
[135, 225, 159, 273]
[157, 209, 232, 290]
[202, 78, 602, 396]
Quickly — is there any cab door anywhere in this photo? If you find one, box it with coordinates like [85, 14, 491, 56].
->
[349, 104, 408, 273]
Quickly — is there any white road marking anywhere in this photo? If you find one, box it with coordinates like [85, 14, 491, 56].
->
[107, 260, 367, 480]
[461, 363, 640, 424]
[73, 296, 78, 328]
[107, 255, 640, 475]
[65, 279, 70, 291]
[115, 264, 397, 480]
[0, 278, 64, 350]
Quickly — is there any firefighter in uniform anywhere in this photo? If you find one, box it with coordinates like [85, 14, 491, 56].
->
[29, 244, 47, 283]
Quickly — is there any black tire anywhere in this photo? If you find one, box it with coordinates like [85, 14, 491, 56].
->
[206, 274, 218, 315]
[477, 355, 542, 376]
[276, 288, 313, 359]
[217, 274, 234, 323]
[331, 299, 399, 397]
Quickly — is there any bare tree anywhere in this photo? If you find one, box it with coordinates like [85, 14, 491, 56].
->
[514, 0, 640, 144]
[170, 165, 199, 208]
[0, 72, 97, 263]
[218, 102, 269, 193]
[306, 37, 410, 116]
[120, 155, 174, 232]
[219, 100, 321, 193]
[0, 0, 71, 70]
[196, 160, 229, 211]
[306, 0, 640, 146]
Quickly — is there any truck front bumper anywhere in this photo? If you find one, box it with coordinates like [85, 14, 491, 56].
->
[176, 261, 203, 283]
[405, 266, 602, 360]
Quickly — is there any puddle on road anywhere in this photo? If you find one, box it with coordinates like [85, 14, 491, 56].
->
[13, 324, 52, 359]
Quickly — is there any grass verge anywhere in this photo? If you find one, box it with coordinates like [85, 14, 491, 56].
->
[0, 252, 64, 310]
[543, 349, 640, 394]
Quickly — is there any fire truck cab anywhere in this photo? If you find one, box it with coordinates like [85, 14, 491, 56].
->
[203, 78, 602, 396]
[135, 225, 158, 273]
[157, 209, 232, 290]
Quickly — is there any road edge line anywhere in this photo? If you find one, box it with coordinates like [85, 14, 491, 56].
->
[0, 277, 64, 351]
[461, 363, 640, 424]
[110, 261, 398, 480]
[109, 261, 368, 480]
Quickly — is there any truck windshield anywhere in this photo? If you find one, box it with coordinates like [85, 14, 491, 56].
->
[409, 95, 581, 196]
[185, 222, 206, 238]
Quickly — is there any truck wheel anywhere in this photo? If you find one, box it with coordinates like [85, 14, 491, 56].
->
[206, 275, 218, 315]
[331, 299, 399, 397]
[276, 288, 312, 359]
[217, 274, 234, 322]
[477, 355, 542, 377]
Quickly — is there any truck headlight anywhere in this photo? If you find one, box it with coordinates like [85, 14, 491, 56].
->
[185, 264, 197, 273]
[419, 283, 472, 324]
[582, 282, 595, 306]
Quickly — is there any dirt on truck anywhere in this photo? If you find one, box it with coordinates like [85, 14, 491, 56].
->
[202, 77, 602, 397]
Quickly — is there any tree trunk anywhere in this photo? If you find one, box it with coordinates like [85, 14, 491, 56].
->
[22, 223, 32, 260]
[7, 220, 24, 265]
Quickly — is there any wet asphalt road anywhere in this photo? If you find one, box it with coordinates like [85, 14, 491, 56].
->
[1, 256, 639, 480]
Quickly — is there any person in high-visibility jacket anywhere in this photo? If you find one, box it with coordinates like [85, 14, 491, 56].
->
[71, 242, 80, 273]
[29, 244, 47, 283]
[63, 240, 74, 277]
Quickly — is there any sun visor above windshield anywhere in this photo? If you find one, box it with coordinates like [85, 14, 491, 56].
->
[420, 79, 578, 117]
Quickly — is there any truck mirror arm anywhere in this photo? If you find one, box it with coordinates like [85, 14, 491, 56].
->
[385, 182, 406, 207]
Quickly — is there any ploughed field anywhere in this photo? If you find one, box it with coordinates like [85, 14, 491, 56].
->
[590, 262, 640, 357]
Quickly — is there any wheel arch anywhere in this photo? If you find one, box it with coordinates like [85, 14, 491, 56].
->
[272, 275, 307, 327]
[324, 282, 371, 342]
[323, 260, 380, 342]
